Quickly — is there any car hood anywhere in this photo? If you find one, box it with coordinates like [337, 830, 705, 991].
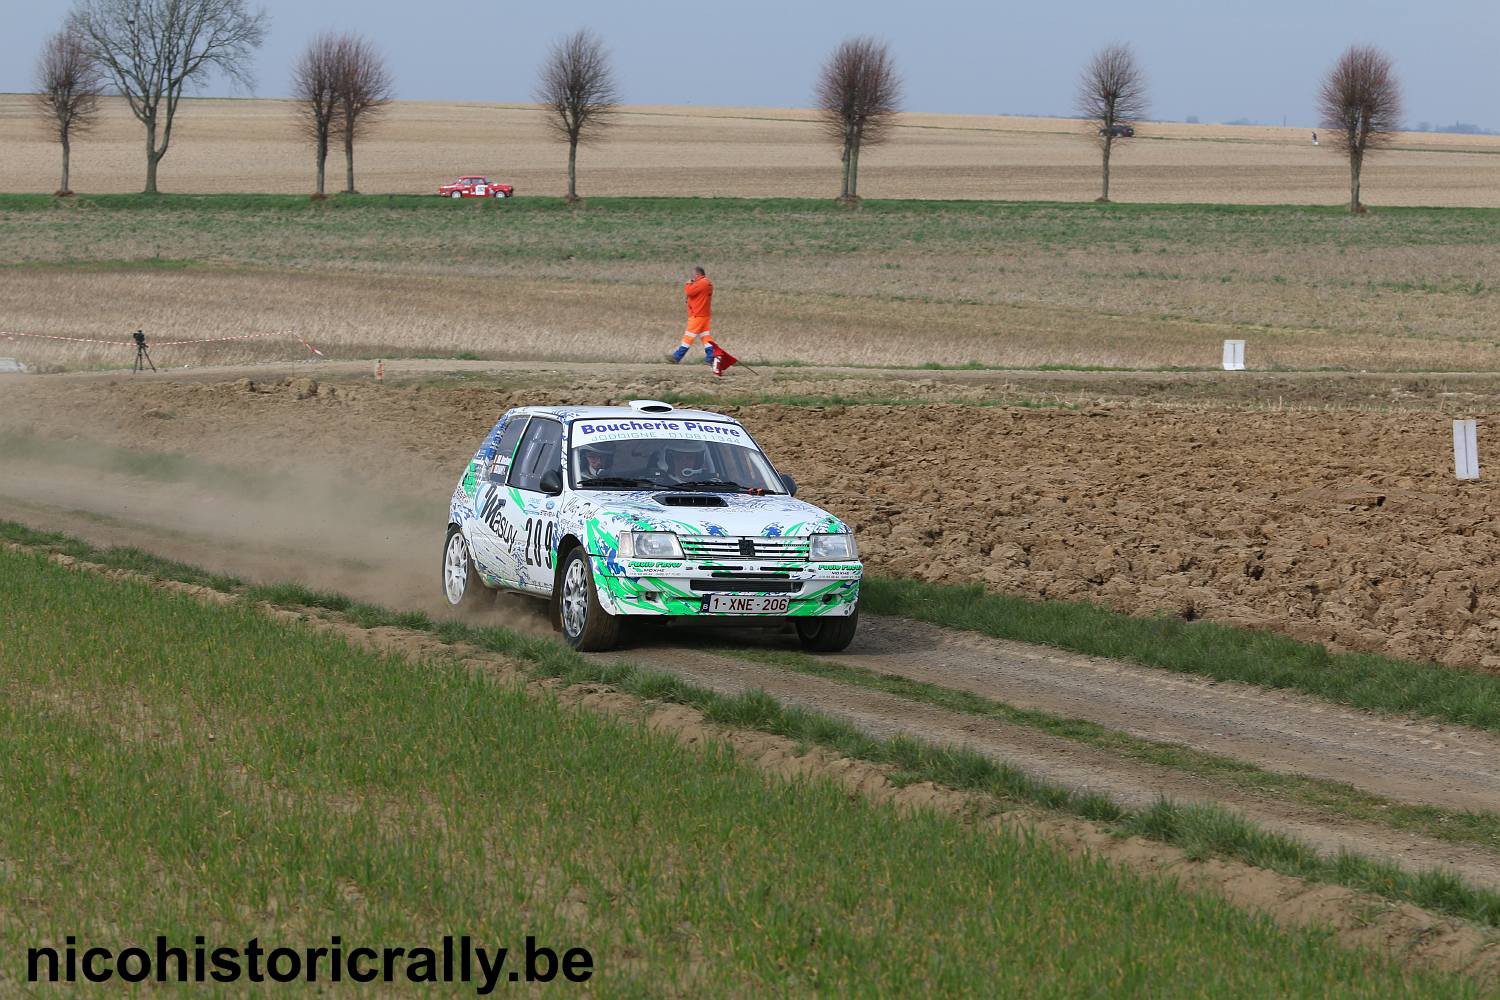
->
[568, 489, 850, 543]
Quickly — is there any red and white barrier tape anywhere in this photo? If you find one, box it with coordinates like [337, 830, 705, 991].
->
[0, 331, 123, 346]
[0, 329, 322, 356]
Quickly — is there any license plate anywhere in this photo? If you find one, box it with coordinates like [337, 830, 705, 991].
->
[703, 594, 790, 615]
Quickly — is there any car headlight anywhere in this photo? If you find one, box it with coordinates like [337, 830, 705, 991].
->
[809, 533, 858, 560]
[617, 531, 683, 559]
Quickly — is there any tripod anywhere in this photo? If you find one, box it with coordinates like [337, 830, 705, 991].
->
[132, 330, 156, 373]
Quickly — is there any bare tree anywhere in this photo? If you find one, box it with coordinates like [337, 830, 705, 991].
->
[814, 37, 901, 203]
[534, 29, 619, 202]
[331, 34, 393, 194]
[1076, 44, 1148, 202]
[291, 32, 341, 197]
[1318, 45, 1403, 213]
[32, 28, 104, 195]
[67, 0, 268, 194]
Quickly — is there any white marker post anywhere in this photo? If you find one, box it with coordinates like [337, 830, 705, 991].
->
[1454, 419, 1480, 480]
[1221, 340, 1246, 371]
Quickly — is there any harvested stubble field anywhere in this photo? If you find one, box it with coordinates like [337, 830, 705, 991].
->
[4, 95, 1500, 205]
[5, 196, 1500, 372]
[4, 366, 1500, 670]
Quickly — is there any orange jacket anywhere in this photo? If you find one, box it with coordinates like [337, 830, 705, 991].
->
[685, 276, 713, 320]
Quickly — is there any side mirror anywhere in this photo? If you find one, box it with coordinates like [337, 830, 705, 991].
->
[780, 473, 797, 497]
[484, 470, 505, 484]
[539, 468, 563, 496]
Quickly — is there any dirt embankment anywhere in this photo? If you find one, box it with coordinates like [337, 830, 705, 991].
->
[2, 371, 1497, 668]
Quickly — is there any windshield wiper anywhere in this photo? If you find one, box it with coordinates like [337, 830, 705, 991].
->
[578, 476, 657, 489]
[667, 479, 765, 493]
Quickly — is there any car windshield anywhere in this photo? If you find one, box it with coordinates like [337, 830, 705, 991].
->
[570, 420, 785, 492]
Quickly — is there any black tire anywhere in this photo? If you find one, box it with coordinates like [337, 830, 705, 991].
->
[441, 524, 488, 609]
[557, 547, 621, 651]
[794, 609, 859, 653]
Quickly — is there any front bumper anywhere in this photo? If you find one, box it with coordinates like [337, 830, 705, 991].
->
[589, 554, 861, 618]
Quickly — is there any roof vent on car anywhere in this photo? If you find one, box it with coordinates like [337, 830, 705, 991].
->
[629, 399, 675, 414]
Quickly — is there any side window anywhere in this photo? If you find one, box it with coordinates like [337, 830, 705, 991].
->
[488, 416, 529, 478]
[508, 419, 564, 491]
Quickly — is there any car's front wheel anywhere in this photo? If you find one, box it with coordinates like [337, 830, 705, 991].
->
[450, 190, 462, 199]
[794, 609, 859, 653]
[442, 524, 487, 608]
[558, 548, 621, 651]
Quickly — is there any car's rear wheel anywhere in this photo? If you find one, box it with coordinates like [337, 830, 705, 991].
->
[794, 609, 859, 653]
[442, 524, 487, 608]
[559, 548, 621, 651]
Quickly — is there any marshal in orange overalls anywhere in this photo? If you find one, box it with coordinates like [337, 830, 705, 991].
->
[670, 273, 716, 364]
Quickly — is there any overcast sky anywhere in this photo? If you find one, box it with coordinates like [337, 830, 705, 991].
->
[4, 0, 1496, 128]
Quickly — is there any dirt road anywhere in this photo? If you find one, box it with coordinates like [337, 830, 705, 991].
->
[5, 362, 1500, 889]
[7, 360, 1500, 666]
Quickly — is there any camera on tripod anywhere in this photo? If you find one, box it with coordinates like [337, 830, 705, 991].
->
[131, 329, 155, 373]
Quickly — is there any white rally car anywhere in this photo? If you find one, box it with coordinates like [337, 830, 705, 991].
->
[443, 401, 862, 652]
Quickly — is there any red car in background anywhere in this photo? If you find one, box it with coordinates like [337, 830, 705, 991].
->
[438, 176, 514, 199]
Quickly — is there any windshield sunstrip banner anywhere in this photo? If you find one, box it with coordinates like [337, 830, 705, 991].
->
[571, 419, 754, 448]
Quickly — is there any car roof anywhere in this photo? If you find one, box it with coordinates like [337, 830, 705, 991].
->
[510, 404, 743, 426]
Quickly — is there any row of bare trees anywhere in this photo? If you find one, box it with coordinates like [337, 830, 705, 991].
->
[1070, 42, 1401, 212]
[291, 33, 392, 196]
[30, 9, 1405, 214]
[33, 0, 269, 195]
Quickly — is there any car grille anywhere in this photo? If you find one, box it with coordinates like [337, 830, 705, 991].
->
[690, 579, 800, 594]
[680, 535, 810, 561]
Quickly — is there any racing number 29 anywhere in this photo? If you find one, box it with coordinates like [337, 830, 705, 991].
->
[525, 518, 555, 570]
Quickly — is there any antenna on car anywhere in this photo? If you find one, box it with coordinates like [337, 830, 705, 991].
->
[628, 400, 675, 413]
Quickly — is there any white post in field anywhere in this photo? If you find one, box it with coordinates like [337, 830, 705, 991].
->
[1221, 340, 1246, 371]
[1454, 419, 1480, 480]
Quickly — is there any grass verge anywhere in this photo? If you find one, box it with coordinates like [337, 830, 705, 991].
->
[8, 518, 1500, 937]
[2, 544, 1468, 995]
[861, 576, 1500, 734]
[657, 389, 1077, 410]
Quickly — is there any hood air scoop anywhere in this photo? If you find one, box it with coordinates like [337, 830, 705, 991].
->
[655, 493, 728, 508]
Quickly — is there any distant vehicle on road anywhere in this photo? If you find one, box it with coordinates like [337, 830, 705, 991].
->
[438, 176, 514, 199]
[1098, 124, 1136, 138]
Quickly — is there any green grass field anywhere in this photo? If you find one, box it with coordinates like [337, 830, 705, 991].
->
[0, 543, 1477, 995]
[5, 194, 1500, 270]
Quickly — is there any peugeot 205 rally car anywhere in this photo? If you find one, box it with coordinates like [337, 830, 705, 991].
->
[437, 176, 514, 198]
[443, 401, 862, 652]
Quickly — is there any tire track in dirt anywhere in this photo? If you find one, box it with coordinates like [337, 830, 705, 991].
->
[599, 636, 1500, 891]
[838, 616, 1500, 816]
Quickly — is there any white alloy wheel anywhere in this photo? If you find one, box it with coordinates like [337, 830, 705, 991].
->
[444, 530, 471, 605]
[450, 190, 462, 198]
[561, 557, 589, 638]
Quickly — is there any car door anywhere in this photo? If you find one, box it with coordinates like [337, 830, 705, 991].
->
[468, 414, 529, 586]
[473, 179, 488, 197]
[501, 417, 565, 594]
